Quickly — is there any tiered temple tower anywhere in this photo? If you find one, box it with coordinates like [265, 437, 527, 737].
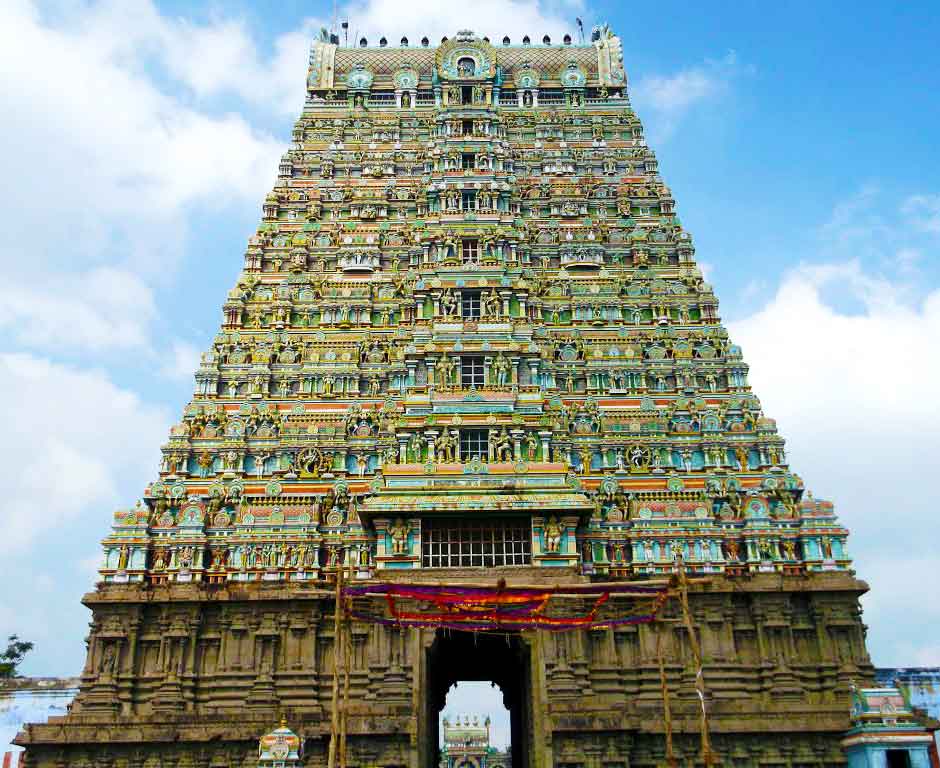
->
[440, 715, 510, 768]
[18, 26, 874, 768]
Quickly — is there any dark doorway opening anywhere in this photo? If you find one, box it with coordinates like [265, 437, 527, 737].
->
[887, 750, 912, 768]
[425, 630, 532, 768]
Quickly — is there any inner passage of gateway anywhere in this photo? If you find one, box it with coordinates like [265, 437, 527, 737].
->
[440, 684, 511, 767]
[427, 631, 531, 768]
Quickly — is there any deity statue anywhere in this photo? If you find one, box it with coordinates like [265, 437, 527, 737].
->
[437, 354, 457, 388]
[523, 432, 538, 461]
[435, 430, 458, 463]
[389, 518, 410, 555]
[407, 432, 423, 463]
[491, 427, 513, 462]
[481, 289, 501, 318]
[206, 490, 223, 519]
[580, 447, 592, 475]
[492, 352, 510, 386]
[544, 517, 562, 553]
[101, 643, 116, 675]
[440, 288, 458, 318]
[196, 451, 214, 478]
[723, 540, 739, 561]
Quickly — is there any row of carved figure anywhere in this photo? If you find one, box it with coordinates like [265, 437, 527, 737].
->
[101, 531, 846, 578]
[162, 439, 787, 480]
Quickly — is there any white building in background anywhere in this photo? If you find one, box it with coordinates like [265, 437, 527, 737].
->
[1, 679, 78, 763]
[440, 715, 510, 768]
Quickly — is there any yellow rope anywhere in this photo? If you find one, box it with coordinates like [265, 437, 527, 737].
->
[676, 558, 715, 765]
[656, 621, 677, 768]
[328, 565, 344, 768]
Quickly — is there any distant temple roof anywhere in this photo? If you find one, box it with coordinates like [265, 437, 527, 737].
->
[258, 719, 303, 765]
[443, 714, 491, 746]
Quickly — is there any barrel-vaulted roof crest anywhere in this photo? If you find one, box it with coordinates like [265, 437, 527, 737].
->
[393, 66, 419, 90]
[345, 61, 374, 89]
[435, 32, 496, 80]
[513, 61, 540, 89]
[560, 61, 587, 88]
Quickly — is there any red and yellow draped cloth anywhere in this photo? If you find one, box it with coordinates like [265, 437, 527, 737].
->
[342, 581, 670, 632]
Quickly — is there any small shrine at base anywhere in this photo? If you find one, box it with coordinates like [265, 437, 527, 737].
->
[258, 720, 303, 767]
[842, 685, 935, 768]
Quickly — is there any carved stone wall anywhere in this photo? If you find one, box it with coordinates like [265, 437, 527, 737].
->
[19, 573, 872, 767]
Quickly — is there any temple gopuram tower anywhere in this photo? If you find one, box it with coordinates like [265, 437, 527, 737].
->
[18, 26, 874, 768]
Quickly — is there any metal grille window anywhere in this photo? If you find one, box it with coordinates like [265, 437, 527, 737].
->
[422, 517, 532, 568]
[461, 289, 481, 318]
[461, 153, 475, 170]
[461, 191, 477, 210]
[460, 428, 489, 460]
[461, 238, 479, 263]
[461, 356, 485, 387]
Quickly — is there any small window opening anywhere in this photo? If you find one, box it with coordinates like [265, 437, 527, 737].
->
[460, 355, 485, 387]
[461, 191, 477, 210]
[461, 239, 480, 264]
[461, 289, 481, 317]
[458, 429, 489, 462]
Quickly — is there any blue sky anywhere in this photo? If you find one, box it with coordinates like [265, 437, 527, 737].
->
[0, 0, 938, 726]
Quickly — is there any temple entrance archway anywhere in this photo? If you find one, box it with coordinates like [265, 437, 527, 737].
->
[423, 630, 533, 768]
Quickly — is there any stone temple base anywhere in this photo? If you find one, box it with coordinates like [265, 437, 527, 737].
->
[17, 571, 872, 768]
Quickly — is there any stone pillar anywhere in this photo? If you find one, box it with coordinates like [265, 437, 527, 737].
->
[424, 431, 438, 463]
[374, 518, 391, 561]
[539, 431, 552, 463]
[511, 429, 524, 461]
[499, 290, 511, 317]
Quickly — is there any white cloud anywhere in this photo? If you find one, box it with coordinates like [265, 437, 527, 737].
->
[0, 352, 170, 554]
[0, 0, 284, 297]
[0, 267, 156, 353]
[160, 339, 202, 381]
[46, 0, 581, 119]
[729, 261, 940, 666]
[161, 16, 320, 116]
[632, 52, 743, 142]
[335, 0, 577, 45]
[902, 194, 940, 235]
